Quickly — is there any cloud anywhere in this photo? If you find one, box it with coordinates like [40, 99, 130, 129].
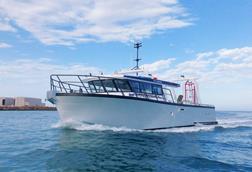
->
[0, 58, 99, 80]
[0, 46, 251, 109]
[141, 58, 175, 73]
[0, 58, 100, 98]
[0, 14, 16, 32]
[142, 46, 252, 110]
[217, 47, 252, 61]
[0, 0, 191, 45]
[144, 47, 252, 84]
[0, 21, 16, 32]
[0, 42, 12, 48]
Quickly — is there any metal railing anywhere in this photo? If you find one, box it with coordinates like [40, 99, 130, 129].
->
[50, 74, 168, 102]
[49, 74, 214, 107]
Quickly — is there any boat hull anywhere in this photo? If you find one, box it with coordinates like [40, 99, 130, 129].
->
[54, 94, 217, 130]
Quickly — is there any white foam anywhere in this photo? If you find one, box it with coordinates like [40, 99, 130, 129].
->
[52, 120, 140, 132]
[51, 112, 252, 133]
[217, 118, 252, 129]
[153, 124, 216, 133]
[51, 120, 217, 133]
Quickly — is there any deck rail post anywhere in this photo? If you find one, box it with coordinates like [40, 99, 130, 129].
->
[56, 75, 67, 93]
[77, 75, 89, 94]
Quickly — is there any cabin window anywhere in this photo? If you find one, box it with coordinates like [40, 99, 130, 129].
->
[114, 79, 131, 92]
[152, 84, 163, 95]
[92, 80, 105, 92]
[140, 83, 152, 94]
[129, 81, 140, 93]
[102, 79, 117, 92]
[88, 81, 97, 93]
[129, 80, 163, 95]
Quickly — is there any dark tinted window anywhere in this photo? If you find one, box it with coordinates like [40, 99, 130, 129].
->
[114, 79, 131, 92]
[129, 80, 163, 95]
[129, 81, 140, 93]
[102, 79, 117, 92]
[152, 84, 163, 95]
[92, 80, 105, 92]
[140, 83, 152, 94]
[88, 81, 96, 93]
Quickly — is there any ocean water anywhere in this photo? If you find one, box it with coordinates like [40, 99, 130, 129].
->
[0, 111, 252, 172]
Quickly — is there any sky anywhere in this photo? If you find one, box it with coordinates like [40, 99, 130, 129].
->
[0, 0, 251, 110]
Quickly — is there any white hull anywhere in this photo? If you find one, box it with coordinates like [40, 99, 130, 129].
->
[55, 94, 217, 130]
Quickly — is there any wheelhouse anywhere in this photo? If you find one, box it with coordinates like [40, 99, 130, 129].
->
[50, 74, 180, 103]
[88, 79, 131, 93]
[87, 78, 164, 95]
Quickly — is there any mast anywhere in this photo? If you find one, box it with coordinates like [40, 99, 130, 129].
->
[132, 42, 142, 75]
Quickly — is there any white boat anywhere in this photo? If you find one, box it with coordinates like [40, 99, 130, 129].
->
[47, 43, 217, 130]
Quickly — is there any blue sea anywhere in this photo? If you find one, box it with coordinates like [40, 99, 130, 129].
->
[0, 111, 252, 172]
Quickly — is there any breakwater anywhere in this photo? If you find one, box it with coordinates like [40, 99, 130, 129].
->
[0, 106, 56, 111]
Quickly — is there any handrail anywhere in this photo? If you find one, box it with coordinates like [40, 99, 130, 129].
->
[50, 74, 167, 101]
[77, 75, 89, 93]
[50, 74, 124, 95]
[49, 74, 213, 107]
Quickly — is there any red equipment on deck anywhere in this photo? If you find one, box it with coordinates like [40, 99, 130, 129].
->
[184, 80, 198, 104]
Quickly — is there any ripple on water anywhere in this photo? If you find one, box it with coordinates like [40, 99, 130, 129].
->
[0, 111, 252, 171]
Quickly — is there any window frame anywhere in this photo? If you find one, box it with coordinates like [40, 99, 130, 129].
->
[129, 80, 164, 95]
[114, 79, 132, 92]
[152, 84, 163, 95]
[101, 79, 118, 92]
[91, 80, 105, 93]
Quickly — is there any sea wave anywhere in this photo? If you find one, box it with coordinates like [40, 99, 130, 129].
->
[51, 113, 252, 133]
[154, 124, 216, 133]
[217, 118, 252, 129]
[51, 120, 139, 132]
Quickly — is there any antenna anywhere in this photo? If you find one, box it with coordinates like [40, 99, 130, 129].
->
[133, 42, 142, 70]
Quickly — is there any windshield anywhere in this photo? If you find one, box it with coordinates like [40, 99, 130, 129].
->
[88, 79, 131, 93]
[129, 80, 163, 95]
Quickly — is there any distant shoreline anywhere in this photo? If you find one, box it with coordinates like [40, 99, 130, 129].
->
[0, 106, 57, 111]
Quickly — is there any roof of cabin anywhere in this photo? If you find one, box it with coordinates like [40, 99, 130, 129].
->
[124, 75, 180, 87]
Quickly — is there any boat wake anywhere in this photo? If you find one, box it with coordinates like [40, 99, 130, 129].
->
[156, 119, 252, 133]
[52, 119, 139, 132]
[52, 112, 252, 133]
